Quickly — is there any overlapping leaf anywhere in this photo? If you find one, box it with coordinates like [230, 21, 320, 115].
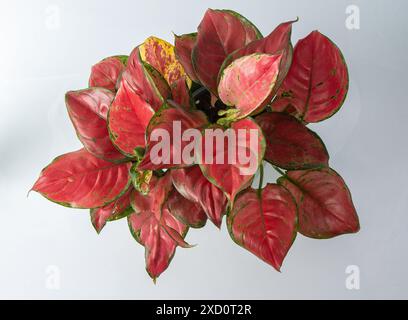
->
[218, 53, 282, 121]
[140, 36, 188, 86]
[89, 55, 128, 92]
[278, 168, 360, 239]
[228, 184, 297, 271]
[193, 9, 261, 95]
[32, 149, 131, 208]
[171, 165, 227, 228]
[65, 88, 125, 162]
[199, 118, 265, 203]
[219, 20, 296, 100]
[108, 77, 155, 158]
[174, 33, 199, 82]
[128, 173, 188, 280]
[165, 187, 207, 229]
[256, 112, 329, 169]
[137, 102, 208, 171]
[90, 187, 134, 233]
[271, 31, 349, 123]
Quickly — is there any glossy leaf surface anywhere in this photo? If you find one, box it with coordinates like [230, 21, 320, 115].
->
[174, 33, 199, 82]
[89, 55, 127, 92]
[271, 31, 349, 123]
[228, 184, 297, 271]
[171, 166, 227, 228]
[256, 112, 329, 169]
[218, 53, 282, 120]
[193, 9, 261, 95]
[278, 168, 360, 238]
[32, 149, 131, 209]
[66, 88, 125, 162]
[128, 173, 188, 279]
[199, 118, 265, 202]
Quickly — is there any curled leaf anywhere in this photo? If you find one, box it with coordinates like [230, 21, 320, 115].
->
[89, 55, 127, 92]
[165, 187, 207, 229]
[65, 88, 125, 162]
[128, 173, 188, 279]
[90, 187, 134, 233]
[228, 184, 297, 271]
[171, 166, 227, 228]
[278, 168, 360, 239]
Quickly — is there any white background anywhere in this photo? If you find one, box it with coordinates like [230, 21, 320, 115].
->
[1, 0, 407, 299]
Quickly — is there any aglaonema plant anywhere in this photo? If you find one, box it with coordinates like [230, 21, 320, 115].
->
[32, 8, 360, 281]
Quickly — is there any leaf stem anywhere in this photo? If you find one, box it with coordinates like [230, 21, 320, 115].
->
[272, 165, 286, 176]
[257, 162, 264, 196]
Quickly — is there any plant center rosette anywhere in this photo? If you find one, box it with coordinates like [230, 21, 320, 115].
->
[32, 9, 360, 281]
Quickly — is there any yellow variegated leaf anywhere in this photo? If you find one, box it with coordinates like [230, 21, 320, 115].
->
[140, 36, 191, 87]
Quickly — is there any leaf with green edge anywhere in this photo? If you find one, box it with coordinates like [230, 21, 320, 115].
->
[170, 76, 192, 110]
[271, 31, 349, 123]
[128, 173, 189, 280]
[256, 112, 329, 170]
[278, 168, 360, 239]
[140, 36, 189, 86]
[218, 53, 282, 121]
[198, 118, 266, 203]
[122, 46, 164, 112]
[108, 77, 155, 158]
[174, 32, 199, 82]
[90, 187, 134, 233]
[218, 19, 297, 100]
[165, 187, 207, 229]
[171, 166, 227, 228]
[143, 62, 172, 101]
[192, 9, 262, 95]
[32, 149, 131, 209]
[89, 55, 128, 92]
[137, 102, 208, 171]
[227, 184, 298, 271]
[65, 88, 126, 162]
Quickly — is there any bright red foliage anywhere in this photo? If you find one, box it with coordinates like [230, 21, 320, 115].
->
[33, 8, 359, 281]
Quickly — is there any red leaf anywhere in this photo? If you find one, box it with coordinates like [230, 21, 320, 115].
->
[128, 173, 188, 280]
[228, 184, 297, 271]
[65, 88, 125, 162]
[165, 187, 207, 229]
[218, 53, 282, 120]
[193, 9, 261, 95]
[108, 77, 155, 157]
[171, 166, 227, 228]
[174, 33, 199, 82]
[90, 187, 134, 233]
[278, 168, 360, 239]
[271, 31, 349, 123]
[122, 46, 164, 112]
[32, 149, 131, 209]
[256, 112, 329, 169]
[137, 102, 208, 171]
[170, 77, 192, 109]
[89, 55, 127, 92]
[143, 62, 172, 101]
[199, 118, 265, 203]
[220, 20, 296, 99]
